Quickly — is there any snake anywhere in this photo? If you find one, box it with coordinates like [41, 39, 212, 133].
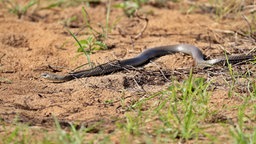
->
[41, 44, 255, 82]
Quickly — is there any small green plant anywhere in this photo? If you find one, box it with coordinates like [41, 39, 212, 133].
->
[122, 113, 142, 135]
[104, 99, 114, 105]
[37, 0, 64, 9]
[229, 99, 256, 144]
[225, 53, 236, 97]
[114, 0, 148, 17]
[123, 69, 211, 142]
[155, 70, 210, 140]
[1, 117, 32, 143]
[68, 30, 106, 68]
[76, 36, 107, 54]
[67, 6, 113, 68]
[37, 0, 101, 9]
[53, 117, 85, 144]
[114, 1, 140, 17]
[230, 126, 256, 144]
[1, 0, 38, 19]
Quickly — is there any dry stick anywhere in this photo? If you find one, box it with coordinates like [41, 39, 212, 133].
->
[0, 53, 6, 64]
[247, 47, 256, 55]
[107, 62, 145, 91]
[130, 12, 149, 49]
[132, 12, 149, 40]
[207, 31, 213, 51]
[241, 14, 256, 44]
[108, 62, 146, 91]
[132, 77, 146, 92]
[117, 12, 148, 48]
[210, 28, 253, 42]
[211, 28, 235, 34]
[150, 60, 171, 82]
[130, 36, 135, 49]
[47, 65, 63, 73]
[217, 44, 231, 55]
[242, 15, 253, 36]
[70, 62, 96, 73]
[210, 28, 255, 54]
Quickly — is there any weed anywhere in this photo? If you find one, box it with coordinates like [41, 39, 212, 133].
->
[154, 70, 210, 140]
[1, 0, 38, 19]
[241, 14, 256, 39]
[37, 0, 64, 9]
[114, 0, 177, 16]
[1, 118, 32, 143]
[105, 0, 111, 38]
[119, 69, 211, 142]
[114, 0, 148, 17]
[230, 126, 256, 144]
[124, 113, 142, 135]
[68, 5, 112, 67]
[76, 36, 107, 54]
[104, 99, 114, 105]
[229, 99, 256, 144]
[114, 1, 139, 17]
[53, 117, 85, 144]
[68, 30, 107, 68]
[249, 82, 256, 98]
[225, 53, 236, 97]
[207, 0, 251, 20]
[38, 0, 101, 9]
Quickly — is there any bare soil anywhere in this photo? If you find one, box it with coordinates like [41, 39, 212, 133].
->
[0, 1, 255, 142]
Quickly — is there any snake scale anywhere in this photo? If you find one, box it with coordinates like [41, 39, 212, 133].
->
[41, 44, 255, 82]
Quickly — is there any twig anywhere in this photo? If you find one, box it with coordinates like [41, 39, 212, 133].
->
[131, 11, 149, 40]
[132, 76, 146, 92]
[247, 47, 256, 55]
[48, 65, 62, 72]
[130, 36, 135, 49]
[216, 44, 231, 54]
[0, 53, 6, 64]
[150, 60, 170, 82]
[242, 15, 252, 36]
[210, 28, 235, 34]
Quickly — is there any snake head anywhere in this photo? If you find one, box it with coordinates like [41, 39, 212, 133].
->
[41, 73, 61, 81]
[41, 73, 52, 79]
[41, 73, 71, 82]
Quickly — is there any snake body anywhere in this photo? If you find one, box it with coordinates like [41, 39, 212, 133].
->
[41, 44, 255, 82]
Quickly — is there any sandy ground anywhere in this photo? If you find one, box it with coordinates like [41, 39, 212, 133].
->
[0, 1, 255, 140]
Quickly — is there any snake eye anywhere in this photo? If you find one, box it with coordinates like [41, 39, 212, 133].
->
[41, 73, 49, 78]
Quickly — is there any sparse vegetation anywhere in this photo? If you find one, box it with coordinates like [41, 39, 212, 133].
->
[69, 29, 107, 68]
[229, 99, 256, 144]
[1, 67, 255, 143]
[0, 0, 255, 143]
[114, 0, 141, 17]
[1, 0, 37, 18]
[38, 0, 101, 9]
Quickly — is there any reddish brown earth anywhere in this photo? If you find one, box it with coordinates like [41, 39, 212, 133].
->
[0, 1, 255, 142]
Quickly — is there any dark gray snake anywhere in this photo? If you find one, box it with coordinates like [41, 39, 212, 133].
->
[41, 44, 255, 82]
